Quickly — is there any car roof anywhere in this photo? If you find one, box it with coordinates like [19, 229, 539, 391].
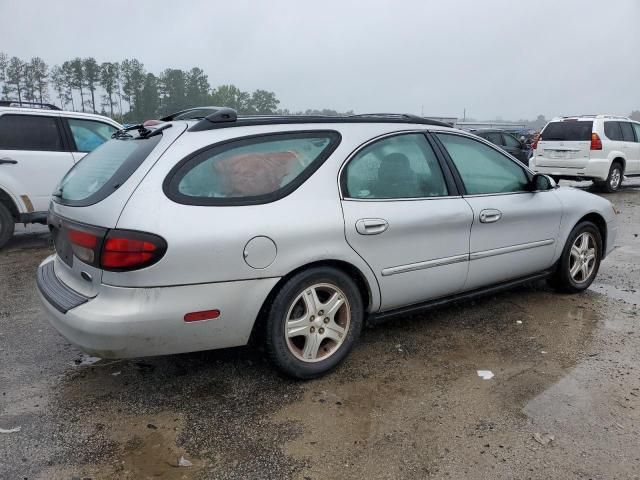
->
[0, 105, 122, 126]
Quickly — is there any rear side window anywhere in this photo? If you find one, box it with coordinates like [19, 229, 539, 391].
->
[632, 123, 640, 142]
[55, 136, 162, 206]
[604, 121, 623, 141]
[68, 118, 118, 152]
[486, 133, 504, 145]
[165, 131, 341, 206]
[619, 122, 636, 142]
[502, 133, 521, 148]
[0, 114, 64, 151]
[343, 133, 448, 199]
[542, 121, 593, 141]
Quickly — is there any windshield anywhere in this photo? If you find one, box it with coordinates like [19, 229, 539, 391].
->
[541, 121, 593, 141]
[55, 135, 162, 206]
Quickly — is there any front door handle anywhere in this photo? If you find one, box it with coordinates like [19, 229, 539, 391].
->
[479, 209, 502, 224]
[355, 218, 389, 235]
[0, 157, 17, 165]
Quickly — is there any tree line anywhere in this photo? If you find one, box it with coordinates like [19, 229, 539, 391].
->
[0, 53, 282, 122]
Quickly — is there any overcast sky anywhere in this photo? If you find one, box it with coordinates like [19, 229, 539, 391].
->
[1, 0, 638, 120]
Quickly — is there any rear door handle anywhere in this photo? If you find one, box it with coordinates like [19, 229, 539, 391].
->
[355, 218, 389, 235]
[479, 209, 502, 224]
[0, 157, 17, 165]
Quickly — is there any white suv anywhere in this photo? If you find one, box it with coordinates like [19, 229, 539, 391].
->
[0, 101, 122, 247]
[529, 115, 640, 192]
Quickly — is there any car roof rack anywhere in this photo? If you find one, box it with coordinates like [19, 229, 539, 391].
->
[0, 100, 61, 111]
[188, 108, 453, 132]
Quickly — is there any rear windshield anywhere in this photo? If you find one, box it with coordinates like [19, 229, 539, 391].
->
[541, 121, 593, 141]
[54, 135, 161, 206]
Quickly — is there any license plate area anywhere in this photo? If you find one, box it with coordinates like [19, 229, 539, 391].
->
[50, 219, 74, 268]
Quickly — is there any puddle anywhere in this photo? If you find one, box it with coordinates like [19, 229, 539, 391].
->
[591, 282, 639, 305]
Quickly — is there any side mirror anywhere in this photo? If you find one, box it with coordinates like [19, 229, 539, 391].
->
[529, 173, 556, 191]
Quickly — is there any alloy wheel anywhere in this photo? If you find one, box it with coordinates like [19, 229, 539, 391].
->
[284, 283, 351, 363]
[609, 167, 622, 190]
[569, 232, 597, 283]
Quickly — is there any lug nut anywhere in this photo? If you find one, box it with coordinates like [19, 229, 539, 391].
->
[323, 318, 329, 324]
[310, 326, 315, 333]
[310, 315, 315, 321]
[318, 310, 324, 316]
[319, 328, 325, 334]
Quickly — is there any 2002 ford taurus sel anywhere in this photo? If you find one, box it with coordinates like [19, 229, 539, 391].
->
[37, 110, 618, 378]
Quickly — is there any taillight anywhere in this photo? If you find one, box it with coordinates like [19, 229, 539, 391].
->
[531, 134, 540, 150]
[100, 230, 167, 271]
[67, 228, 100, 264]
[590, 132, 602, 150]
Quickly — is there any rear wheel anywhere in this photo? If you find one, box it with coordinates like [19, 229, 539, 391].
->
[0, 202, 15, 249]
[548, 221, 602, 293]
[264, 267, 363, 379]
[597, 162, 623, 193]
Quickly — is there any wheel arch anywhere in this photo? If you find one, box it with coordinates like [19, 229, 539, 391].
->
[0, 188, 20, 221]
[610, 156, 625, 173]
[577, 212, 607, 256]
[250, 259, 374, 345]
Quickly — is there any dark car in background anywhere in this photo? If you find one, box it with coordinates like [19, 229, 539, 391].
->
[473, 129, 532, 165]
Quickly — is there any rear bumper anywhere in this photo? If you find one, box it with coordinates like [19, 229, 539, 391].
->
[530, 157, 611, 181]
[36, 256, 280, 358]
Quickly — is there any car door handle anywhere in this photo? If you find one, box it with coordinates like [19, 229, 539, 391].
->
[0, 157, 17, 165]
[355, 218, 389, 235]
[479, 209, 502, 224]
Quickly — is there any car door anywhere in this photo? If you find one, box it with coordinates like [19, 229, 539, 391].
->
[0, 113, 74, 213]
[434, 132, 562, 291]
[340, 132, 473, 311]
[502, 132, 530, 165]
[619, 121, 640, 174]
[64, 117, 119, 162]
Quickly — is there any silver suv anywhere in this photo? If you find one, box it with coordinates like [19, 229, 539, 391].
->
[37, 109, 618, 378]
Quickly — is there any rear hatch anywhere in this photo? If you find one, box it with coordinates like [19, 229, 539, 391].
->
[535, 120, 593, 168]
[48, 123, 187, 297]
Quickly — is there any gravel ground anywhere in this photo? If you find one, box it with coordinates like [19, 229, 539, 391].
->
[0, 180, 638, 480]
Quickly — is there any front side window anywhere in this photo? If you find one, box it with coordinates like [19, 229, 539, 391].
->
[0, 114, 63, 151]
[502, 133, 521, 148]
[165, 131, 340, 205]
[437, 133, 529, 195]
[343, 133, 448, 199]
[486, 132, 503, 145]
[619, 122, 635, 142]
[68, 118, 118, 152]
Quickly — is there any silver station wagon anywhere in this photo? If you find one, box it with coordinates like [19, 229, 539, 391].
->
[37, 110, 618, 378]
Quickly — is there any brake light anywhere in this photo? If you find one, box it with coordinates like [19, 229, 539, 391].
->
[590, 132, 602, 150]
[67, 228, 99, 264]
[101, 230, 167, 271]
[531, 134, 540, 150]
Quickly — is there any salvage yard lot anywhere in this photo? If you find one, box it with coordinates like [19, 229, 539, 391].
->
[1, 181, 639, 480]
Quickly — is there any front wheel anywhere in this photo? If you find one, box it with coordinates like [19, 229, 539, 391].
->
[264, 267, 363, 379]
[548, 221, 602, 293]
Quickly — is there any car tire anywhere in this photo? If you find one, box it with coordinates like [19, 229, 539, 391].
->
[264, 267, 363, 379]
[0, 202, 15, 249]
[598, 162, 623, 193]
[548, 221, 602, 294]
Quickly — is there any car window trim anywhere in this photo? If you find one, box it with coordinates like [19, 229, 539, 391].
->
[431, 130, 533, 197]
[0, 113, 68, 152]
[163, 130, 342, 207]
[338, 130, 461, 201]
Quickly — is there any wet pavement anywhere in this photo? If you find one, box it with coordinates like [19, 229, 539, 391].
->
[1, 181, 638, 480]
